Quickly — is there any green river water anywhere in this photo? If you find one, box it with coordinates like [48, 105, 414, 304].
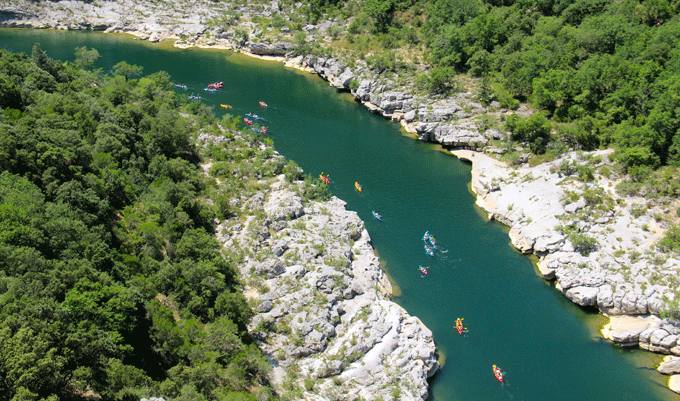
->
[1, 28, 677, 401]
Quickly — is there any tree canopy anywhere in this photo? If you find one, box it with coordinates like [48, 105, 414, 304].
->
[0, 45, 275, 401]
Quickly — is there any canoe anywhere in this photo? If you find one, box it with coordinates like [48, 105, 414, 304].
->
[220, 104, 232, 109]
[422, 231, 429, 242]
[429, 235, 437, 248]
[493, 365, 504, 383]
[175, 84, 187, 89]
[355, 182, 362, 192]
[244, 118, 254, 125]
[372, 210, 382, 221]
[246, 113, 260, 119]
[455, 318, 464, 334]
[259, 101, 268, 107]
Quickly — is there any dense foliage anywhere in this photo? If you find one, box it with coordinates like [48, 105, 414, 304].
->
[423, 0, 680, 164]
[284, 0, 680, 168]
[0, 45, 273, 401]
[277, 0, 680, 254]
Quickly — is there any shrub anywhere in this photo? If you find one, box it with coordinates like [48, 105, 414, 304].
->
[569, 233, 597, 256]
[505, 113, 552, 154]
[657, 224, 680, 253]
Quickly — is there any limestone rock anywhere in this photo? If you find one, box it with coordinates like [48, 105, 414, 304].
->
[565, 286, 598, 307]
[669, 375, 680, 394]
[611, 327, 646, 347]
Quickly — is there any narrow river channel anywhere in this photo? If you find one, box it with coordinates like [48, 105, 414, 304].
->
[1, 28, 676, 401]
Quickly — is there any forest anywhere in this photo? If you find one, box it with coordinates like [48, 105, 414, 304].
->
[282, 0, 680, 252]
[290, 0, 680, 173]
[0, 45, 278, 401]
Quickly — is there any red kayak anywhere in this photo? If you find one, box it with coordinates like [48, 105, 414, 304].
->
[455, 318, 464, 334]
[419, 266, 428, 276]
[493, 365, 504, 383]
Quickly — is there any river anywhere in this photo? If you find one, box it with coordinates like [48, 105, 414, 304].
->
[0, 28, 676, 401]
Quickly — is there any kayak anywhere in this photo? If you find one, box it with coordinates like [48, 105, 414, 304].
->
[419, 266, 428, 276]
[493, 365, 504, 383]
[455, 318, 464, 334]
[259, 101, 268, 107]
[355, 182, 362, 192]
[429, 234, 437, 248]
[422, 231, 429, 242]
[424, 244, 434, 257]
[372, 210, 382, 221]
[175, 84, 187, 89]
[260, 126, 268, 135]
[244, 118, 254, 125]
[246, 113, 260, 119]
[319, 174, 330, 184]
[220, 104, 232, 109]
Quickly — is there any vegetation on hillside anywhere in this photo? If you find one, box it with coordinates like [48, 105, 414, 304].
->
[239, 0, 680, 254]
[0, 45, 280, 401]
[259, 0, 680, 167]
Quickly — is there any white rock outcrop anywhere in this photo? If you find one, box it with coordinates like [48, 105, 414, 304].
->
[218, 178, 438, 401]
[453, 148, 680, 356]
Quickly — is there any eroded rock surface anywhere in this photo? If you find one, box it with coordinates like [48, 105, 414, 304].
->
[218, 176, 438, 401]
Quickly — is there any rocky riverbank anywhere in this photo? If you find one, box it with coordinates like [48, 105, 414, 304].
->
[197, 131, 438, 400]
[451, 148, 680, 391]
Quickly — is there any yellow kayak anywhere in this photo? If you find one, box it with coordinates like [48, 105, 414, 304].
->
[355, 182, 362, 192]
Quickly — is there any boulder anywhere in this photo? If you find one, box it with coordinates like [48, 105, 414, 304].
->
[256, 300, 273, 313]
[651, 329, 671, 345]
[564, 197, 586, 213]
[565, 286, 598, 307]
[597, 287, 614, 308]
[404, 110, 417, 122]
[661, 335, 679, 350]
[337, 68, 355, 89]
[248, 42, 294, 56]
[670, 375, 680, 394]
[534, 234, 565, 254]
[611, 327, 646, 347]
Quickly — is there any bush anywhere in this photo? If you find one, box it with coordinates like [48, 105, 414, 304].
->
[569, 233, 597, 256]
[505, 113, 552, 154]
[283, 160, 303, 182]
[657, 224, 680, 253]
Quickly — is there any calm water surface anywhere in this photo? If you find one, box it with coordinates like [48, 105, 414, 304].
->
[1, 28, 676, 401]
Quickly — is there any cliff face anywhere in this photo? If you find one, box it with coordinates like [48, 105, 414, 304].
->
[199, 134, 438, 400]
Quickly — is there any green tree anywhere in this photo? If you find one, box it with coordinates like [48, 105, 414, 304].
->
[74, 46, 100, 70]
[364, 0, 395, 33]
[505, 113, 552, 154]
[112, 61, 143, 82]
